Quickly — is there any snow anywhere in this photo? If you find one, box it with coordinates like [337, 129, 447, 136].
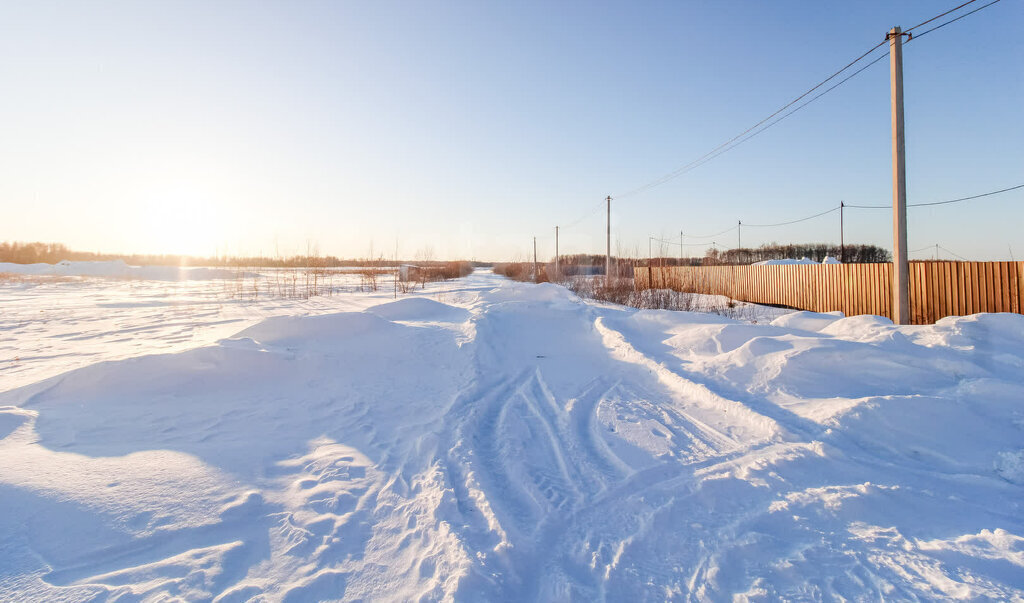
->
[2, 270, 1023, 600]
[0, 260, 242, 280]
[752, 257, 842, 265]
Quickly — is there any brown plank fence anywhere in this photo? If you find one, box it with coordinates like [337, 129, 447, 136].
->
[634, 261, 1024, 325]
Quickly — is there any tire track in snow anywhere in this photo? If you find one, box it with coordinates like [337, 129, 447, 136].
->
[593, 316, 783, 451]
[438, 368, 626, 598]
[566, 379, 635, 488]
[440, 363, 762, 598]
[437, 290, 793, 597]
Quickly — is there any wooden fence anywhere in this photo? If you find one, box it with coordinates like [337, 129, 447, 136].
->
[634, 261, 1024, 325]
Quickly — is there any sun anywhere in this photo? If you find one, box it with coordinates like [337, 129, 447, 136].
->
[138, 188, 227, 257]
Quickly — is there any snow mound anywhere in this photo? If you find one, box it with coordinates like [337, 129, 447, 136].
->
[484, 281, 579, 305]
[368, 297, 470, 323]
[925, 313, 1024, 352]
[819, 313, 897, 341]
[770, 310, 845, 332]
[230, 312, 402, 349]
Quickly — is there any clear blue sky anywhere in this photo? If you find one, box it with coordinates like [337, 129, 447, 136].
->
[1, 0, 1021, 261]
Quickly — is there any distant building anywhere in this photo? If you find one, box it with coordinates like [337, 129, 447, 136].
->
[398, 264, 419, 282]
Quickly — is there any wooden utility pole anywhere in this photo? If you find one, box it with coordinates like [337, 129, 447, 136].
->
[840, 201, 845, 263]
[605, 196, 612, 286]
[554, 226, 559, 281]
[680, 230, 683, 264]
[889, 26, 910, 325]
[533, 236, 538, 283]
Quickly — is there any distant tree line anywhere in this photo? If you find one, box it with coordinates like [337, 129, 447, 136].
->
[703, 243, 891, 265]
[548, 254, 635, 276]
[0, 241, 483, 268]
[639, 243, 890, 266]
[548, 245, 890, 271]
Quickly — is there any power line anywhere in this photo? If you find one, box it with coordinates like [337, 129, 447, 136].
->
[744, 206, 840, 228]
[549, 0, 1010, 259]
[689, 0, 1006, 206]
[683, 203, 840, 242]
[676, 180, 1019, 256]
[844, 183, 1024, 209]
[938, 244, 970, 260]
[682, 224, 739, 240]
[613, 0, 1007, 201]
[650, 236, 716, 248]
[909, 183, 1024, 207]
[559, 197, 606, 229]
[909, 0, 1006, 40]
[845, 202, 892, 209]
[905, 0, 983, 33]
[685, 53, 892, 178]
[614, 39, 889, 199]
[908, 244, 970, 260]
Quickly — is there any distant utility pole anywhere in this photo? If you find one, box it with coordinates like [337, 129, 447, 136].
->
[648, 237, 652, 266]
[605, 196, 612, 285]
[889, 26, 910, 325]
[533, 236, 538, 283]
[554, 226, 559, 281]
[680, 230, 683, 264]
[737, 220, 742, 250]
[840, 201, 845, 263]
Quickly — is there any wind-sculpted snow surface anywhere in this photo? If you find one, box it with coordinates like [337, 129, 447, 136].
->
[0, 260, 243, 280]
[1, 272, 1023, 600]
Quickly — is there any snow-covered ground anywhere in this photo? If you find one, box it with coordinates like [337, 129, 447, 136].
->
[0, 260, 244, 280]
[1, 269, 1023, 601]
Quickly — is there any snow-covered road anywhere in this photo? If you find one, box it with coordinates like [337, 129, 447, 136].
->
[1, 270, 1023, 600]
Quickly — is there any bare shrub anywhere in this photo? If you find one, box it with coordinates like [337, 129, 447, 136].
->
[561, 274, 756, 319]
[360, 266, 384, 292]
[404, 260, 473, 290]
[493, 262, 547, 283]
[397, 276, 413, 294]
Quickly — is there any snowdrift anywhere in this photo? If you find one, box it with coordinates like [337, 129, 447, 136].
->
[1, 272, 1023, 600]
[0, 260, 241, 280]
[753, 256, 842, 265]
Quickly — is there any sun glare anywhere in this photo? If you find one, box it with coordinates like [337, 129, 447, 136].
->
[139, 189, 226, 257]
